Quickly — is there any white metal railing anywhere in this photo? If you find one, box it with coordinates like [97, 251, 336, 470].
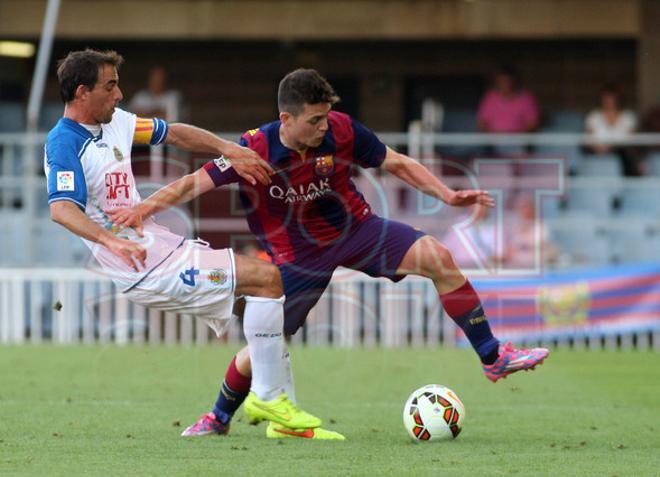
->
[0, 269, 452, 347]
[1, 268, 658, 350]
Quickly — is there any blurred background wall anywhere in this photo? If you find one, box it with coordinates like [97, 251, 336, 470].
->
[1, 0, 659, 347]
[0, 0, 655, 130]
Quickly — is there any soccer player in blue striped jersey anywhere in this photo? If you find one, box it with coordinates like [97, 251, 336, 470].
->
[46, 49, 324, 437]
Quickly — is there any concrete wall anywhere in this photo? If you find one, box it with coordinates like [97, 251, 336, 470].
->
[1, 0, 639, 40]
[2, 0, 652, 128]
[638, 0, 660, 110]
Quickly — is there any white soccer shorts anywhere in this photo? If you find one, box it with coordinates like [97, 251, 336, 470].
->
[126, 240, 236, 336]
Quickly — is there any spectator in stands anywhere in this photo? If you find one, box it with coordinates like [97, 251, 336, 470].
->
[503, 193, 558, 269]
[440, 204, 500, 271]
[129, 65, 182, 122]
[585, 85, 639, 176]
[477, 65, 540, 156]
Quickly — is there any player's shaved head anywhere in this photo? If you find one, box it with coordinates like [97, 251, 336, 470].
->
[57, 49, 124, 103]
[278, 68, 339, 116]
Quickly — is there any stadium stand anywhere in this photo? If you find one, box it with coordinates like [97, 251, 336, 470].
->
[0, 102, 25, 132]
[540, 196, 563, 219]
[535, 144, 582, 174]
[577, 154, 623, 177]
[565, 182, 619, 217]
[548, 214, 611, 266]
[37, 102, 64, 132]
[617, 181, 660, 218]
[439, 108, 484, 159]
[541, 110, 585, 133]
[645, 151, 660, 176]
[609, 226, 660, 263]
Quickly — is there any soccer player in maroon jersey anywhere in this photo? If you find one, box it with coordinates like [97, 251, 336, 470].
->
[108, 69, 549, 440]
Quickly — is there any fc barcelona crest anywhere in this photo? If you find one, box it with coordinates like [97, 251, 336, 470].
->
[113, 146, 124, 161]
[539, 282, 590, 327]
[314, 155, 334, 177]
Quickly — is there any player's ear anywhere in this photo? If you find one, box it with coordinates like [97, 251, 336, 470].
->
[279, 111, 292, 124]
[74, 84, 89, 101]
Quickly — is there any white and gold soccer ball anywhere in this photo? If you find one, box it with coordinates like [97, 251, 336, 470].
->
[402, 384, 465, 442]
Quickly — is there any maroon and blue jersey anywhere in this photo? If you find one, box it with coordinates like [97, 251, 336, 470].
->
[203, 111, 387, 265]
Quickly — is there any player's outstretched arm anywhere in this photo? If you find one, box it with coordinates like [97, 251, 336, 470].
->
[165, 123, 273, 186]
[106, 167, 215, 231]
[50, 201, 146, 271]
[381, 146, 495, 208]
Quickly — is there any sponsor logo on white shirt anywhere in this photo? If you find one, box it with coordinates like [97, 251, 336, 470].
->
[105, 172, 131, 200]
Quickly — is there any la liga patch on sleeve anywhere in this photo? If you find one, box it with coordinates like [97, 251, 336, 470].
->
[56, 171, 75, 191]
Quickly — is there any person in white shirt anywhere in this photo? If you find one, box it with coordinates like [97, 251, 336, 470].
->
[585, 85, 639, 176]
[129, 65, 182, 122]
[502, 194, 559, 269]
[440, 204, 500, 272]
[45, 49, 323, 438]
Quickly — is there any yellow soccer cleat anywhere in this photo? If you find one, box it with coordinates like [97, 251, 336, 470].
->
[266, 422, 346, 441]
[244, 392, 322, 429]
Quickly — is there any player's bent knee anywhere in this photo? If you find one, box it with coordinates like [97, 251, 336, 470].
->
[421, 237, 458, 277]
[234, 255, 283, 298]
[254, 262, 284, 298]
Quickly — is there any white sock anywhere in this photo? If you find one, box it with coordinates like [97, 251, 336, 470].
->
[282, 348, 297, 403]
[243, 295, 285, 402]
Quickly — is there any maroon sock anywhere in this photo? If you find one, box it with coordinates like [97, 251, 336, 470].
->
[439, 280, 500, 364]
[213, 356, 252, 422]
[225, 356, 252, 392]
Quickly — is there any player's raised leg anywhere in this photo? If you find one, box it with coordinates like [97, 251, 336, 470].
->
[396, 235, 549, 382]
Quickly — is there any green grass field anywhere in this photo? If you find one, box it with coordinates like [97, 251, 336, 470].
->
[0, 345, 658, 477]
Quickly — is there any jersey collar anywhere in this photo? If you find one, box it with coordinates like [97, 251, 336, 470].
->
[269, 121, 334, 165]
[60, 117, 104, 141]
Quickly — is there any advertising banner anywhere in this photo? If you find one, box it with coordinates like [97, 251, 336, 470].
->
[469, 263, 660, 342]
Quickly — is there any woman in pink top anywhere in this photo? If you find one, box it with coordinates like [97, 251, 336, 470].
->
[478, 66, 540, 134]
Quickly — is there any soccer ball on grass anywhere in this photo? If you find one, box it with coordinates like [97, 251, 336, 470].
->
[402, 384, 465, 442]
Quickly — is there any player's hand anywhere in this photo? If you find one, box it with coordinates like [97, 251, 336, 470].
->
[105, 236, 147, 272]
[105, 207, 144, 237]
[222, 142, 274, 186]
[446, 190, 495, 208]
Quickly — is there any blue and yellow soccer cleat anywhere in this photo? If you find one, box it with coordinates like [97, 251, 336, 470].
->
[266, 422, 346, 441]
[244, 392, 322, 429]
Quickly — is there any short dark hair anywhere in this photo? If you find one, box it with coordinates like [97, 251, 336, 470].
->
[56, 49, 124, 103]
[601, 83, 621, 97]
[496, 64, 520, 87]
[278, 68, 339, 115]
